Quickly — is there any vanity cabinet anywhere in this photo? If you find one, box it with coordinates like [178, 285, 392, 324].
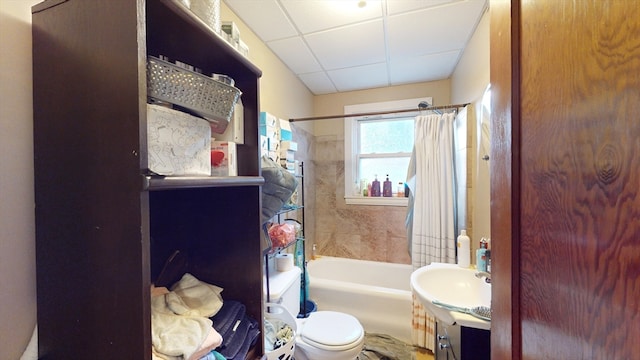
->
[32, 1, 264, 359]
[435, 321, 490, 360]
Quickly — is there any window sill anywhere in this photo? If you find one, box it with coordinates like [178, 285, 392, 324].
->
[344, 196, 408, 207]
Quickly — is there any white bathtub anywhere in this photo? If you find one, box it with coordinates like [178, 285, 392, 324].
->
[307, 256, 413, 344]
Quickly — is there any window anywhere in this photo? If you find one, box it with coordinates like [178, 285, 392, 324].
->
[344, 97, 432, 206]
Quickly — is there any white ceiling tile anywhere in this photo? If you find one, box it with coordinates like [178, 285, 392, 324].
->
[267, 37, 322, 74]
[327, 63, 389, 92]
[304, 20, 386, 70]
[280, 0, 383, 34]
[389, 50, 460, 85]
[224, 0, 486, 94]
[386, 0, 458, 15]
[298, 72, 338, 95]
[387, 0, 486, 58]
[224, 0, 298, 41]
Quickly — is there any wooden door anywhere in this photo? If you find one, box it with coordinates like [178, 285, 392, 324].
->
[490, 1, 640, 359]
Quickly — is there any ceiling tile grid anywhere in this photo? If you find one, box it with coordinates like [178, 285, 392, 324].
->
[224, 0, 487, 95]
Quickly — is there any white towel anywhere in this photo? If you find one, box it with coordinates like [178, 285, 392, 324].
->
[167, 273, 224, 317]
[151, 274, 225, 359]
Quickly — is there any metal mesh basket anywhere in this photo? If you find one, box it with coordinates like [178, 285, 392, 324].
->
[146, 56, 241, 127]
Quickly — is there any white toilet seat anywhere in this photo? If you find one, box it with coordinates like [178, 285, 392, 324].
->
[300, 311, 364, 350]
[294, 311, 365, 360]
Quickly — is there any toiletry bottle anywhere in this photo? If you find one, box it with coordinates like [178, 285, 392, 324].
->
[404, 183, 410, 197]
[485, 249, 491, 272]
[476, 237, 488, 272]
[397, 182, 404, 197]
[383, 175, 392, 197]
[457, 230, 471, 268]
[371, 175, 381, 197]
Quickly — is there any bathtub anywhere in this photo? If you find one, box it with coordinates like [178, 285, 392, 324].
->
[307, 256, 413, 344]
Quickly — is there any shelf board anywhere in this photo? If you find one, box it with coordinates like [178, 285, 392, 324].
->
[144, 175, 264, 190]
[159, 0, 262, 77]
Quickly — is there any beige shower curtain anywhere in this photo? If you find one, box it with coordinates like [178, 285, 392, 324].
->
[406, 109, 460, 350]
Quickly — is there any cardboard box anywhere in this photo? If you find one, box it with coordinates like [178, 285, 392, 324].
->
[280, 149, 295, 162]
[213, 99, 244, 144]
[280, 141, 298, 153]
[267, 150, 280, 164]
[260, 135, 269, 153]
[147, 104, 211, 176]
[279, 118, 292, 141]
[259, 111, 278, 127]
[210, 141, 237, 176]
[221, 21, 240, 42]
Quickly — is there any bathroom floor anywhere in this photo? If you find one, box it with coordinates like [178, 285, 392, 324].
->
[358, 333, 434, 360]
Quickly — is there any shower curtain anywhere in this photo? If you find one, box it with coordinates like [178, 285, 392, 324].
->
[405, 111, 458, 351]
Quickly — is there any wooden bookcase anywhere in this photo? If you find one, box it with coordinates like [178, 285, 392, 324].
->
[31, 1, 264, 358]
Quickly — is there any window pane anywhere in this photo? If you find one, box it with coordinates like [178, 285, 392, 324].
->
[360, 118, 414, 154]
[359, 157, 411, 188]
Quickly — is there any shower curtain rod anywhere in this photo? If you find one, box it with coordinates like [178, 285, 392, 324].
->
[288, 102, 470, 122]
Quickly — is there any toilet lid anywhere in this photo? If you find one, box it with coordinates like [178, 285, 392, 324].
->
[300, 311, 363, 350]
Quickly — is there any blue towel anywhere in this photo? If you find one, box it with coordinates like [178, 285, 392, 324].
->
[227, 317, 260, 360]
[211, 300, 246, 338]
[217, 315, 259, 359]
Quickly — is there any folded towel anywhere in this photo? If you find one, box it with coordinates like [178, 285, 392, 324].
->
[151, 275, 225, 359]
[228, 317, 260, 360]
[151, 310, 213, 359]
[168, 273, 224, 317]
[218, 315, 259, 360]
[211, 300, 246, 337]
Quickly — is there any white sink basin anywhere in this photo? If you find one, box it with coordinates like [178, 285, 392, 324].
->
[410, 263, 491, 330]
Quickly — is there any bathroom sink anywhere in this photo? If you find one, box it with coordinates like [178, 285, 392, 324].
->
[410, 263, 491, 330]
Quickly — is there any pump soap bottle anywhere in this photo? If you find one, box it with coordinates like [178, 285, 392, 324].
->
[457, 230, 471, 268]
[371, 175, 381, 197]
[383, 175, 392, 197]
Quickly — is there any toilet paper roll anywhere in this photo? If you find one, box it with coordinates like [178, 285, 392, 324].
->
[275, 253, 294, 272]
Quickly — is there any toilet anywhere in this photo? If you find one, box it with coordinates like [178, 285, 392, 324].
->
[266, 264, 365, 360]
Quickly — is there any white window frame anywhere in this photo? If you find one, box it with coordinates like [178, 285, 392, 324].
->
[344, 97, 432, 206]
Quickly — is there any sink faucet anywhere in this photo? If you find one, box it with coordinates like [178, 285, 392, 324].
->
[475, 271, 491, 284]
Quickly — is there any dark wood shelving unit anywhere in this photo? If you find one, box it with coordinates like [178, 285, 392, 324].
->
[32, 1, 264, 358]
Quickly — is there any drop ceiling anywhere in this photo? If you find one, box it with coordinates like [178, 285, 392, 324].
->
[224, 0, 488, 95]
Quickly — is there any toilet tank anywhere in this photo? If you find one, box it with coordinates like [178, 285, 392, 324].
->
[266, 262, 301, 317]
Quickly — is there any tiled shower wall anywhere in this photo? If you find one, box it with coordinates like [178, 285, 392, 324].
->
[313, 134, 412, 264]
[305, 110, 473, 265]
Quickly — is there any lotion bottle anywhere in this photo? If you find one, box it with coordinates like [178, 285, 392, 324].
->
[371, 175, 381, 197]
[457, 230, 471, 268]
[383, 174, 392, 197]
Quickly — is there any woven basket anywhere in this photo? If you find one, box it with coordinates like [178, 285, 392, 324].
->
[264, 303, 297, 360]
[146, 56, 241, 131]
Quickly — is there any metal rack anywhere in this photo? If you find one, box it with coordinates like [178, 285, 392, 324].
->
[263, 162, 309, 317]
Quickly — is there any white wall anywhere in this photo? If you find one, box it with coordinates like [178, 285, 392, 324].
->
[450, 8, 491, 249]
[220, 2, 315, 134]
[451, 7, 490, 105]
[0, 1, 41, 358]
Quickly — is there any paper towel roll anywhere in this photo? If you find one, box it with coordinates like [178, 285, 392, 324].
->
[275, 253, 294, 272]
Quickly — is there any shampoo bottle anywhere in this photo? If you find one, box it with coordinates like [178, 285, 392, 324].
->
[457, 230, 471, 268]
[383, 175, 392, 197]
[476, 237, 488, 272]
[371, 175, 381, 197]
